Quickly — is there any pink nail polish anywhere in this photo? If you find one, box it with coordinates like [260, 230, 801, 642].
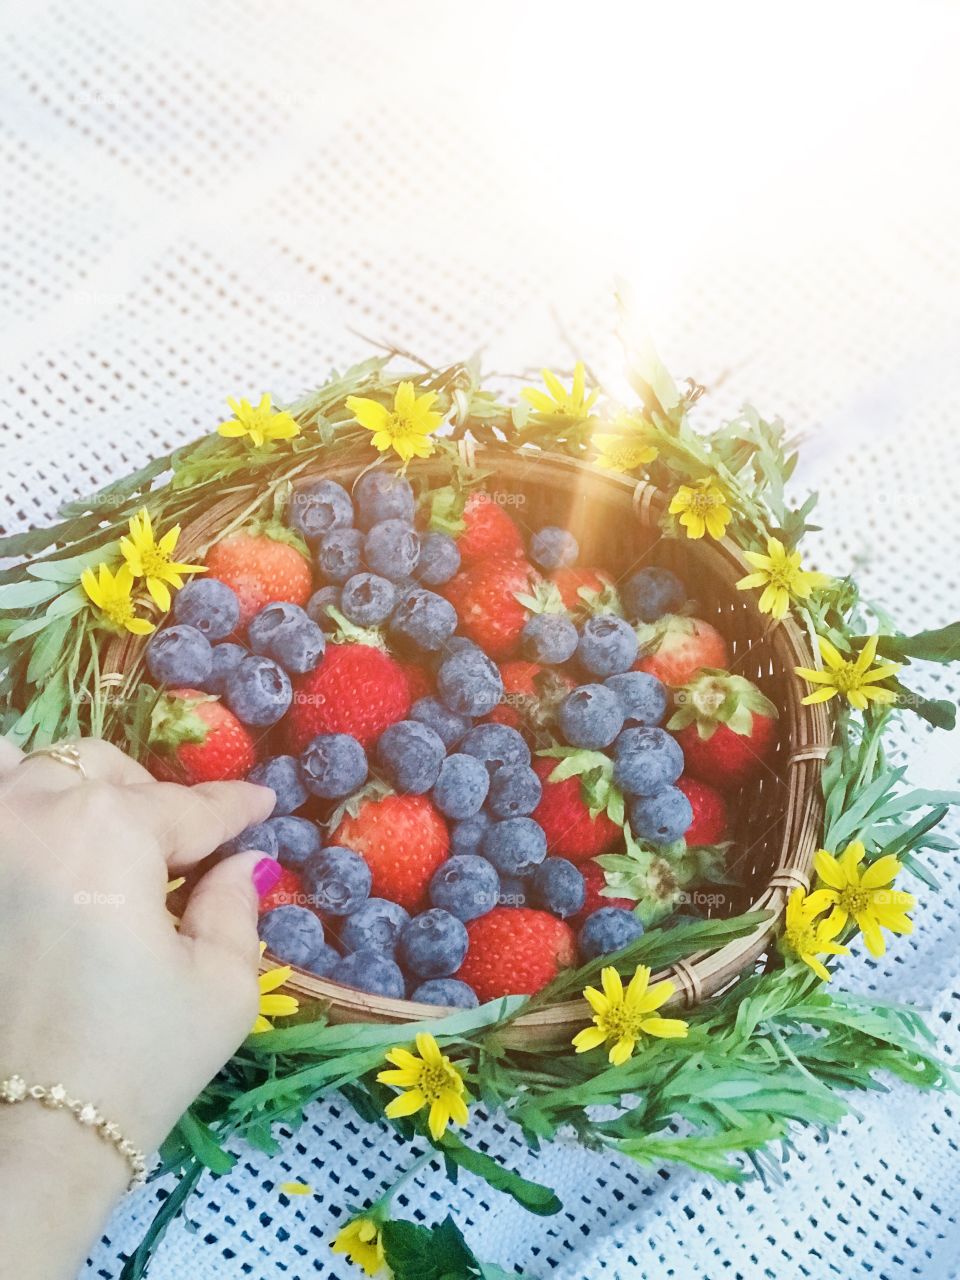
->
[252, 858, 282, 897]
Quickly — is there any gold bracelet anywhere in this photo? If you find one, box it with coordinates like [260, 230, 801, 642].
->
[0, 1074, 148, 1191]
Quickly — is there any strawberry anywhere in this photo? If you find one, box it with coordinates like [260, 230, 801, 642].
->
[550, 566, 619, 617]
[455, 907, 576, 1000]
[331, 792, 448, 912]
[574, 858, 636, 926]
[531, 756, 621, 863]
[669, 670, 779, 791]
[147, 688, 256, 783]
[634, 614, 729, 687]
[204, 524, 312, 629]
[456, 492, 524, 565]
[258, 866, 306, 915]
[486, 660, 574, 739]
[400, 660, 433, 704]
[676, 776, 729, 845]
[443, 556, 539, 659]
[284, 642, 411, 753]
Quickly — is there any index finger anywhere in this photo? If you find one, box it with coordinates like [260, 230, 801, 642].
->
[125, 780, 277, 867]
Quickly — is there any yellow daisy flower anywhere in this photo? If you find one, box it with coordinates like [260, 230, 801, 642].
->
[782, 887, 850, 981]
[805, 841, 915, 958]
[331, 1216, 387, 1277]
[217, 393, 300, 447]
[668, 478, 732, 540]
[522, 362, 599, 420]
[572, 965, 688, 1066]
[795, 634, 902, 711]
[81, 562, 156, 636]
[346, 381, 443, 463]
[119, 507, 206, 612]
[251, 942, 300, 1034]
[376, 1032, 469, 1141]
[736, 536, 831, 620]
[593, 412, 659, 474]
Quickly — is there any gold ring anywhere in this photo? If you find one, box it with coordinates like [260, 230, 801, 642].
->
[23, 743, 88, 779]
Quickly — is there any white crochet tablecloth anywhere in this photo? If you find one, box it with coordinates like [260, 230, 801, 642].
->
[2, 2, 960, 1277]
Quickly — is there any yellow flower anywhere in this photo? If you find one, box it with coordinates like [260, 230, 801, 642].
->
[593, 412, 659, 474]
[668, 478, 732, 540]
[376, 1032, 469, 1141]
[217, 393, 300, 447]
[251, 942, 299, 1034]
[782, 887, 849, 981]
[572, 965, 688, 1066]
[331, 1216, 387, 1277]
[81, 562, 156, 635]
[522, 362, 599, 420]
[795, 634, 902, 711]
[119, 508, 205, 612]
[346, 381, 442, 463]
[736, 536, 830, 620]
[806, 841, 915, 958]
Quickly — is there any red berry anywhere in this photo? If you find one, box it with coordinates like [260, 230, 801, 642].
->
[634, 614, 729, 686]
[573, 860, 635, 926]
[531, 757, 621, 864]
[147, 688, 256, 784]
[550, 566, 616, 615]
[674, 716, 777, 791]
[675, 776, 729, 844]
[456, 493, 524, 565]
[455, 907, 576, 1000]
[331, 793, 448, 913]
[443, 556, 539, 660]
[486, 661, 574, 736]
[205, 530, 312, 629]
[400, 660, 433, 705]
[258, 866, 306, 915]
[284, 642, 411, 753]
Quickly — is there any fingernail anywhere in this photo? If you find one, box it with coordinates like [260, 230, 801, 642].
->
[252, 857, 282, 897]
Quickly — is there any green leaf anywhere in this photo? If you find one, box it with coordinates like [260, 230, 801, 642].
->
[890, 680, 956, 730]
[0, 579, 63, 609]
[25, 616, 72, 684]
[174, 1109, 236, 1175]
[381, 1215, 476, 1280]
[439, 1133, 562, 1216]
[875, 622, 960, 665]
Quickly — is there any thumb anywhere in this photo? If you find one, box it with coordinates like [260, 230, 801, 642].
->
[179, 850, 280, 965]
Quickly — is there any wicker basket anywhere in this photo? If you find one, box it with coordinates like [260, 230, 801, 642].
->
[105, 445, 830, 1047]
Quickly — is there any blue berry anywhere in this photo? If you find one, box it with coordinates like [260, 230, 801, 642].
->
[578, 907, 644, 959]
[219, 819, 279, 859]
[331, 949, 406, 998]
[258, 905, 326, 967]
[316, 527, 364, 583]
[300, 733, 368, 799]
[432, 754, 490, 819]
[559, 684, 624, 749]
[411, 978, 478, 1008]
[628, 786, 693, 845]
[306, 586, 342, 629]
[409, 696, 471, 749]
[522, 613, 578, 665]
[442, 636, 483, 656]
[247, 755, 308, 815]
[460, 722, 530, 777]
[338, 898, 410, 956]
[146, 625, 212, 687]
[415, 532, 461, 586]
[399, 908, 469, 978]
[389, 587, 457, 652]
[203, 642, 246, 695]
[530, 526, 578, 570]
[613, 727, 684, 796]
[225, 654, 292, 726]
[429, 854, 500, 921]
[376, 720, 445, 794]
[173, 578, 239, 641]
[248, 602, 325, 675]
[449, 812, 493, 857]
[304, 943, 341, 978]
[487, 765, 542, 818]
[604, 671, 669, 727]
[497, 875, 529, 908]
[353, 470, 415, 530]
[577, 614, 639, 677]
[622, 567, 686, 623]
[364, 519, 420, 581]
[270, 816, 323, 870]
[340, 573, 397, 626]
[437, 647, 504, 717]
[289, 478, 353, 543]
[482, 817, 547, 877]
[302, 846, 372, 915]
[529, 858, 585, 919]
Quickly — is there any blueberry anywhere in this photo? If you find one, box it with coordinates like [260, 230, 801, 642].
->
[460, 723, 530, 777]
[558, 684, 624, 749]
[220, 819, 279, 859]
[271, 816, 323, 870]
[306, 585, 342, 629]
[622, 567, 686, 623]
[409, 697, 471, 749]
[411, 978, 478, 1008]
[522, 613, 578, 665]
[248, 602, 325, 675]
[613, 727, 684, 796]
[482, 816, 547, 877]
[487, 765, 542, 818]
[429, 854, 500, 921]
[338, 898, 410, 956]
[605, 671, 669, 727]
[331, 949, 406, 998]
[577, 614, 639, 678]
[399, 908, 469, 978]
[364, 519, 420, 581]
[300, 733, 368, 799]
[316, 527, 364, 583]
[497, 875, 529, 908]
[442, 636, 483, 656]
[389, 587, 457, 652]
[353, 470, 416, 530]
[203, 642, 246, 695]
[304, 942, 341, 978]
[289, 478, 353, 543]
[529, 858, 585, 919]
[248, 755, 308, 815]
[530, 526, 578, 571]
[628, 786, 693, 845]
[225, 654, 292, 726]
[340, 573, 397, 626]
[449, 812, 493, 857]
[258, 905, 326, 967]
[432, 753, 490, 819]
[415, 532, 461, 586]
[173, 578, 240, 641]
[146, 625, 213, 687]
[376, 720, 445, 794]
[578, 907, 644, 959]
[437, 647, 504, 717]
[302, 846, 372, 915]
